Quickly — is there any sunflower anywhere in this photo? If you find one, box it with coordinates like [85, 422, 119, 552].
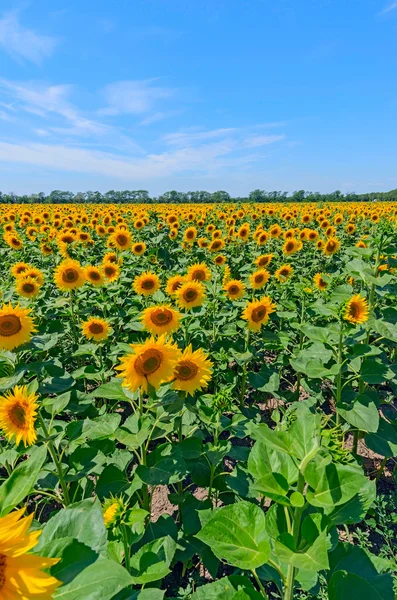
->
[85, 266, 105, 287]
[282, 238, 302, 255]
[133, 271, 161, 296]
[103, 498, 123, 527]
[0, 508, 61, 598]
[21, 267, 44, 286]
[344, 295, 369, 324]
[103, 252, 119, 264]
[249, 269, 270, 290]
[214, 254, 226, 266]
[165, 274, 185, 296]
[175, 281, 206, 310]
[0, 385, 38, 446]
[103, 262, 120, 282]
[187, 263, 211, 282]
[184, 226, 197, 242]
[323, 237, 341, 256]
[257, 231, 269, 245]
[0, 304, 36, 351]
[274, 264, 293, 283]
[110, 230, 132, 250]
[54, 259, 86, 291]
[242, 296, 276, 331]
[16, 276, 41, 299]
[255, 254, 273, 268]
[313, 273, 329, 291]
[356, 240, 366, 248]
[224, 279, 246, 300]
[82, 317, 111, 341]
[132, 242, 146, 256]
[117, 335, 181, 392]
[11, 262, 30, 278]
[141, 305, 181, 335]
[208, 239, 225, 252]
[172, 346, 213, 396]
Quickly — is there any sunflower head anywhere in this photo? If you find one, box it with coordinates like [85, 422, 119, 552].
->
[54, 259, 86, 291]
[133, 271, 161, 296]
[224, 279, 245, 300]
[0, 385, 38, 446]
[323, 237, 341, 256]
[0, 304, 36, 351]
[85, 266, 105, 287]
[187, 263, 211, 282]
[313, 273, 329, 291]
[175, 280, 206, 310]
[82, 317, 110, 341]
[165, 274, 185, 296]
[132, 242, 146, 256]
[242, 296, 276, 331]
[103, 262, 120, 282]
[172, 346, 213, 396]
[275, 264, 293, 283]
[141, 305, 181, 335]
[16, 277, 41, 299]
[249, 269, 270, 290]
[344, 295, 369, 325]
[117, 335, 181, 392]
[255, 254, 273, 268]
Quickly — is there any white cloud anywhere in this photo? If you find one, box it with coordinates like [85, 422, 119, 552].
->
[0, 11, 57, 64]
[380, 1, 397, 13]
[163, 128, 237, 147]
[99, 80, 174, 116]
[243, 134, 285, 148]
[0, 138, 262, 181]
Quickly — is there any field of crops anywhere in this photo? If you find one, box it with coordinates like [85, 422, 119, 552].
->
[0, 201, 396, 600]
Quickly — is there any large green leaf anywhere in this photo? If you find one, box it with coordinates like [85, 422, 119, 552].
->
[275, 514, 329, 571]
[365, 418, 397, 457]
[326, 478, 376, 525]
[36, 498, 107, 555]
[130, 536, 176, 584]
[0, 444, 47, 515]
[136, 443, 187, 485]
[247, 364, 280, 393]
[38, 537, 98, 585]
[305, 463, 367, 508]
[196, 501, 270, 570]
[248, 441, 298, 504]
[54, 558, 133, 600]
[192, 575, 263, 599]
[337, 394, 379, 433]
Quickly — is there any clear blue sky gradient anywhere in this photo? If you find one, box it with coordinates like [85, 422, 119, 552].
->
[0, 0, 396, 196]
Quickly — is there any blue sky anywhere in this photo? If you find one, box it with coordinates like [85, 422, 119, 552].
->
[0, 0, 397, 196]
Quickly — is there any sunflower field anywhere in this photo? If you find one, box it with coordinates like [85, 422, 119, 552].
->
[0, 201, 396, 600]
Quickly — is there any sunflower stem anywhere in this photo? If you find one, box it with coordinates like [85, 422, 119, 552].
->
[38, 414, 70, 506]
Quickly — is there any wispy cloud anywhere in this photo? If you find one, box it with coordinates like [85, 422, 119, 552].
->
[243, 134, 285, 148]
[163, 128, 237, 147]
[0, 11, 57, 64]
[380, 1, 397, 13]
[99, 79, 174, 116]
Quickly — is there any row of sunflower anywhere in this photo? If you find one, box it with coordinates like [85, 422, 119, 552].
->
[0, 201, 395, 599]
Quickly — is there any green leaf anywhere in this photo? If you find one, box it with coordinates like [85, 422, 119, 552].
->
[328, 543, 394, 600]
[136, 443, 187, 485]
[42, 391, 71, 417]
[337, 395, 379, 433]
[248, 365, 280, 393]
[0, 444, 47, 515]
[326, 479, 376, 525]
[248, 441, 298, 504]
[89, 380, 135, 402]
[54, 558, 133, 600]
[130, 536, 176, 584]
[360, 358, 395, 385]
[191, 575, 263, 599]
[196, 501, 270, 570]
[38, 538, 98, 585]
[275, 514, 329, 571]
[365, 418, 397, 457]
[306, 463, 367, 508]
[37, 498, 107, 555]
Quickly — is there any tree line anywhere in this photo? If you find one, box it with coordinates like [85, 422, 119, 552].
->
[1, 188, 396, 204]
